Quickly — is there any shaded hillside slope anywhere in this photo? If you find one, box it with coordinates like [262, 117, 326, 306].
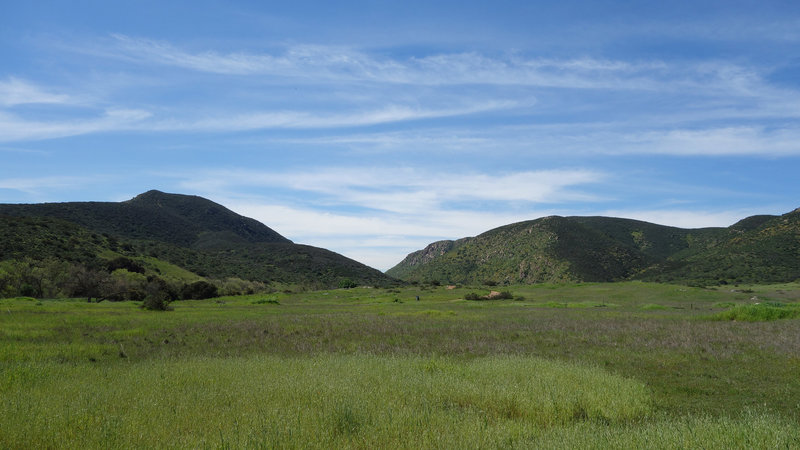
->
[0, 190, 289, 248]
[0, 191, 394, 288]
[388, 211, 799, 285]
[639, 208, 800, 285]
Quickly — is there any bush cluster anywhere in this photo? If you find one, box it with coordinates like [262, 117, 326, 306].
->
[0, 257, 270, 306]
[464, 291, 514, 301]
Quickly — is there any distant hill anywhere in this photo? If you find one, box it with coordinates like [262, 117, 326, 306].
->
[387, 209, 800, 286]
[0, 190, 395, 289]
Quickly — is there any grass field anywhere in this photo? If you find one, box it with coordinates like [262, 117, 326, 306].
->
[2, 282, 799, 448]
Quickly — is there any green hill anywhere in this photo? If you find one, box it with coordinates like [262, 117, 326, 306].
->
[387, 210, 800, 286]
[0, 191, 396, 297]
[0, 190, 289, 248]
[639, 208, 800, 285]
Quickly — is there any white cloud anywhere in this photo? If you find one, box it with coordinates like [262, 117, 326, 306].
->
[630, 127, 800, 156]
[599, 209, 749, 229]
[160, 100, 517, 131]
[245, 117, 800, 158]
[0, 109, 153, 142]
[0, 175, 97, 195]
[565, 126, 800, 157]
[179, 167, 604, 214]
[224, 200, 557, 271]
[99, 35, 728, 91]
[0, 97, 515, 142]
[0, 78, 71, 106]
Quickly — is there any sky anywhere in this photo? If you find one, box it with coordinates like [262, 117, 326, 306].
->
[2, 1, 800, 271]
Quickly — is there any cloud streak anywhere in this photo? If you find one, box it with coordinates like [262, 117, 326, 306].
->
[100, 35, 760, 93]
[0, 109, 153, 142]
[177, 167, 605, 213]
[0, 78, 71, 107]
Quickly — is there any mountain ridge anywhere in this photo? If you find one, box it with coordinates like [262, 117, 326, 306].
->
[387, 210, 799, 285]
[0, 191, 395, 290]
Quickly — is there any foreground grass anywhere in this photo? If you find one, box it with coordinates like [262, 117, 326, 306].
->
[1, 354, 654, 448]
[1, 282, 799, 447]
[2, 356, 797, 448]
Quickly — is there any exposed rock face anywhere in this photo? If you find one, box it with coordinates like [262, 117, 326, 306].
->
[404, 240, 457, 266]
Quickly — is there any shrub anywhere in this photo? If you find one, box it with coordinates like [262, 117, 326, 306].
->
[338, 278, 358, 289]
[252, 298, 280, 305]
[180, 280, 218, 300]
[106, 257, 145, 274]
[141, 293, 172, 311]
[141, 280, 175, 311]
[494, 291, 514, 300]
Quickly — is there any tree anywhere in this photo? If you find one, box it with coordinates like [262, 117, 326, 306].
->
[67, 265, 107, 301]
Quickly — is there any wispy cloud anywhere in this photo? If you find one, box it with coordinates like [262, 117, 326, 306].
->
[0, 78, 71, 107]
[222, 200, 561, 271]
[177, 167, 605, 213]
[599, 209, 752, 229]
[263, 122, 800, 157]
[8, 34, 799, 148]
[158, 101, 517, 131]
[613, 126, 800, 156]
[0, 100, 514, 142]
[0, 109, 152, 142]
[0, 175, 98, 196]
[96, 35, 716, 91]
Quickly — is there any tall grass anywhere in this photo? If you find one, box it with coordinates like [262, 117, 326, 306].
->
[1, 354, 650, 448]
[2, 355, 796, 448]
[2, 283, 800, 447]
[711, 302, 800, 321]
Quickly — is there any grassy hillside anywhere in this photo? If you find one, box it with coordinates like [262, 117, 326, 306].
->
[640, 208, 800, 285]
[0, 191, 396, 294]
[388, 210, 798, 286]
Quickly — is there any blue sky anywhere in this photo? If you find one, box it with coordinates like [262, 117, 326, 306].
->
[2, 1, 800, 271]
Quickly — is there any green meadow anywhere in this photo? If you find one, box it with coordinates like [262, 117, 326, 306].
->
[2, 282, 800, 448]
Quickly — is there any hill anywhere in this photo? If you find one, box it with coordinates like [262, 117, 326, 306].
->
[0, 191, 395, 297]
[387, 209, 800, 285]
[0, 190, 290, 248]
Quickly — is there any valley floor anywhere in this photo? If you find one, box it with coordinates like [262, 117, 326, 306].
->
[2, 282, 799, 448]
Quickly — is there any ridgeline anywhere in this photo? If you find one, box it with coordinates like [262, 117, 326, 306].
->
[387, 209, 800, 286]
[0, 190, 395, 297]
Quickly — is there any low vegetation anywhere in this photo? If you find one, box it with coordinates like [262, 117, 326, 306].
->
[464, 290, 514, 300]
[710, 302, 800, 321]
[2, 282, 799, 447]
[1, 354, 653, 448]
